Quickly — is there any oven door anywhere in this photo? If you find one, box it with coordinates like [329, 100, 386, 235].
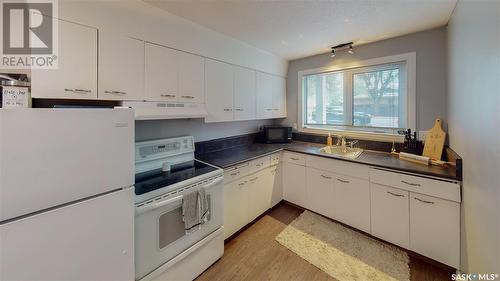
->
[135, 176, 223, 280]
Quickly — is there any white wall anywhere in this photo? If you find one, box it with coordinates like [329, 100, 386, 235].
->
[448, 0, 500, 273]
[58, 0, 287, 77]
[282, 27, 447, 133]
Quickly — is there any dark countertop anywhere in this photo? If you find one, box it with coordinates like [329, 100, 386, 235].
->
[196, 141, 461, 181]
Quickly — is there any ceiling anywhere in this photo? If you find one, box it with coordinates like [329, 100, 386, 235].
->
[144, 0, 456, 60]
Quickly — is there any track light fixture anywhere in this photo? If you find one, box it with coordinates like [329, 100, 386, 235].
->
[330, 42, 354, 58]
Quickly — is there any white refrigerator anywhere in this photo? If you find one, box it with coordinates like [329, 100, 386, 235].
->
[0, 108, 135, 280]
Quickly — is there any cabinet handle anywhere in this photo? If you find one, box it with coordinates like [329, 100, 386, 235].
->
[256, 163, 263, 167]
[320, 175, 332, 179]
[290, 157, 300, 161]
[181, 95, 194, 99]
[235, 108, 244, 111]
[249, 177, 258, 182]
[104, 90, 127, 95]
[160, 94, 176, 98]
[273, 108, 278, 111]
[401, 180, 421, 187]
[238, 181, 246, 187]
[387, 191, 405, 197]
[266, 108, 273, 111]
[223, 108, 233, 112]
[65, 88, 92, 94]
[414, 197, 435, 204]
[337, 178, 350, 184]
[230, 170, 240, 176]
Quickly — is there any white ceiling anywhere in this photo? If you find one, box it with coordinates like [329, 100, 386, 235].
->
[144, 0, 456, 60]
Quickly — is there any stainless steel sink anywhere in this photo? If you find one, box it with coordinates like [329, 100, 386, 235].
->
[319, 145, 364, 159]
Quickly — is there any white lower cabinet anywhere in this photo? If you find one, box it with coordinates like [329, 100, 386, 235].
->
[223, 178, 249, 239]
[223, 155, 282, 239]
[283, 162, 307, 207]
[305, 167, 334, 218]
[410, 192, 460, 268]
[333, 174, 371, 233]
[270, 164, 283, 207]
[247, 170, 272, 222]
[370, 183, 410, 248]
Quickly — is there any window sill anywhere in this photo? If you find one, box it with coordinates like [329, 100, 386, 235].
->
[299, 126, 405, 143]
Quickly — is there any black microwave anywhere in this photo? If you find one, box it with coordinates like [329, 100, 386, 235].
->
[263, 126, 293, 143]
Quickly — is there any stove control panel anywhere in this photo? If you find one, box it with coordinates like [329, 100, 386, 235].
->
[135, 136, 195, 173]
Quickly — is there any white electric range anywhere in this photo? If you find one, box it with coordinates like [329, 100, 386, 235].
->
[134, 136, 224, 281]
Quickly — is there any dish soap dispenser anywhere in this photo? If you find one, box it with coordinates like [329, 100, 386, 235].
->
[327, 132, 333, 146]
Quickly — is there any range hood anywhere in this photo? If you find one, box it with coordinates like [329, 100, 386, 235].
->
[122, 101, 207, 120]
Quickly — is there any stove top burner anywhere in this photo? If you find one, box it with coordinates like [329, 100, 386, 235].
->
[134, 160, 218, 196]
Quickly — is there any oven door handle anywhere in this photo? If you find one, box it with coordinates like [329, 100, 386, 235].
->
[136, 195, 183, 215]
[202, 177, 223, 189]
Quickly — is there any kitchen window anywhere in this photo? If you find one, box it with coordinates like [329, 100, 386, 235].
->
[298, 53, 416, 141]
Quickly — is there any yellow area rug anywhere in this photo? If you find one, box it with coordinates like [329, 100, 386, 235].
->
[275, 211, 410, 281]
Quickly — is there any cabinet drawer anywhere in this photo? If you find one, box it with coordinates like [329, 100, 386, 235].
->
[223, 162, 251, 184]
[410, 192, 460, 268]
[370, 169, 461, 202]
[249, 156, 270, 172]
[282, 152, 306, 165]
[306, 155, 369, 180]
[370, 183, 410, 248]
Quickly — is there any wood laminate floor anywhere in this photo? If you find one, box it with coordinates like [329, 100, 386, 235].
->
[196, 202, 454, 281]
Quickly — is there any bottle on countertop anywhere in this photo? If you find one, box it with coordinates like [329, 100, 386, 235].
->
[326, 132, 333, 146]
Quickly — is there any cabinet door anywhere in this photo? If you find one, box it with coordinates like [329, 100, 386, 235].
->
[223, 179, 248, 239]
[256, 72, 274, 119]
[179, 52, 205, 103]
[99, 32, 144, 101]
[270, 164, 283, 207]
[333, 174, 370, 233]
[234, 66, 256, 121]
[145, 43, 179, 102]
[283, 162, 306, 207]
[205, 59, 234, 122]
[410, 192, 460, 268]
[31, 19, 97, 99]
[247, 171, 271, 222]
[272, 76, 287, 118]
[306, 168, 335, 218]
[370, 183, 410, 248]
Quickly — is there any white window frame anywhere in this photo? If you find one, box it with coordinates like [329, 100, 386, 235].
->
[297, 52, 416, 142]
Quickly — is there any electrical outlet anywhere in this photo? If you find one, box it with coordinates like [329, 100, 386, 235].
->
[418, 131, 427, 142]
[293, 123, 298, 130]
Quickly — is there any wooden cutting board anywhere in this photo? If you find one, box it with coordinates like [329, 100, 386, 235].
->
[423, 118, 446, 160]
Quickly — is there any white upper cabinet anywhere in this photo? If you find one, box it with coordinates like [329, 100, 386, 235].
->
[178, 52, 205, 103]
[256, 72, 286, 119]
[145, 43, 179, 102]
[234, 67, 257, 121]
[205, 59, 234, 122]
[98, 32, 144, 101]
[256, 72, 274, 119]
[273, 76, 287, 117]
[32, 19, 97, 99]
